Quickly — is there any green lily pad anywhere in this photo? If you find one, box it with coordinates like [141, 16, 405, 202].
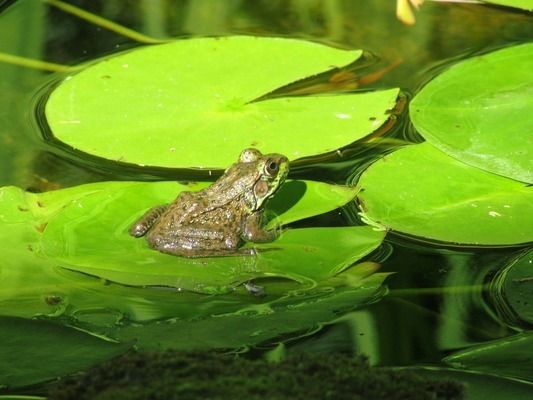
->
[0, 316, 129, 389]
[36, 180, 383, 293]
[115, 263, 389, 350]
[404, 367, 533, 399]
[356, 142, 533, 245]
[482, 0, 533, 10]
[0, 180, 385, 293]
[492, 248, 533, 325]
[444, 331, 533, 382]
[45, 36, 399, 168]
[410, 43, 533, 184]
[0, 220, 388, 351]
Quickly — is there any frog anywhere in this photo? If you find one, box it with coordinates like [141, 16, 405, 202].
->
[129, 148, 289, 258]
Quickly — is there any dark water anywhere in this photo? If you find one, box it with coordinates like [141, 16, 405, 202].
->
[1, 0, 532, 394]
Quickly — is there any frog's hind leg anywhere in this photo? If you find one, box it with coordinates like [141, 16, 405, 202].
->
[129, 204, 168, 237]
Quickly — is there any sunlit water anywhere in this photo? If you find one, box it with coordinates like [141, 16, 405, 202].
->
[0, 0, 532, 394]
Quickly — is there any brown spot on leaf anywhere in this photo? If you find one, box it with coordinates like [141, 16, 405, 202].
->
[35, 222, 48, 233]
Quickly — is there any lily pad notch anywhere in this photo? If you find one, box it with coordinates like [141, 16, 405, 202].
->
[45, 36, 400, 169]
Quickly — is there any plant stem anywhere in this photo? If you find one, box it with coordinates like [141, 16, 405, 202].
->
[0, 51, 76, 72]
[43, 0, 168, 44]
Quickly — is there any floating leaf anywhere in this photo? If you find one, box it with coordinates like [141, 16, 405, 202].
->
[357, 142, 533, 245]
[45, 36, 399, 168]
[37, 181, 382, 293]
[492, 248, 533, 325]
[410, 43, 533, 183]
[0, 180, 384, 293]
[404, 367, 533, 399]
[444, 331, 533, 382]
[0, 316, 129, 389]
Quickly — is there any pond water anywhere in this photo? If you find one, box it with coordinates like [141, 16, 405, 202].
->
[1, 0, 532, 397]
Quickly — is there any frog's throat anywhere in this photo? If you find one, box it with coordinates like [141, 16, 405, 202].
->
[250, 164, 288, 211]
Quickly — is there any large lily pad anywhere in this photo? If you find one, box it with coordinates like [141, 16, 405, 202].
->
[410, 43, 533, 184]
[0, 180, 385, 293]
[45, 36, 399, 168]
[37, 180, 383, 293]
[356, 142, 533, 245]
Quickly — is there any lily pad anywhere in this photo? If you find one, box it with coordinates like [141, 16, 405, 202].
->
[0, 221, 389, 351]
[115, 263, 389, 350]
[0, 316, 129, 389]
[410, 43, 533, 184]
[492, 248, 533, 325]
[45, 36, 399, 168]
[0, 180, 385, 293]
[404, 366, 533, 399]
[444, 331, 533, 382]
[36, 180, 383, 293]
[356, 142, 533, 245]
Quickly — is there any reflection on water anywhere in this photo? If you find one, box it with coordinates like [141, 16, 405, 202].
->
[0, 0, 532, 393]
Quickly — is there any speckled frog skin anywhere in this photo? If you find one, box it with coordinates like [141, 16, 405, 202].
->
[129, 148, 289, 257]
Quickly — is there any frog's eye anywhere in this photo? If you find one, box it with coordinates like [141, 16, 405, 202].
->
[265, 159, 279, 176]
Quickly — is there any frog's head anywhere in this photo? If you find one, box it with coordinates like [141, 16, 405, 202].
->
[240, 148, 289, 211]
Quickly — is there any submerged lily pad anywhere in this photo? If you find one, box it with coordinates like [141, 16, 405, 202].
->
[0, 316, 129, 389]
[492, 248, 533, 325]
[356, 142, 533, 245]
[410, 43, 533, 184]
[115, 263, 389, 350]
[45, 36, 399, 168]
[406, 367, 533, 399]
[444, 331, 533, 382]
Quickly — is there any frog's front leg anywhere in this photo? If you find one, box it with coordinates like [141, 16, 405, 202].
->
[129, 204, 168, 237]
[242, 211, 280, 243]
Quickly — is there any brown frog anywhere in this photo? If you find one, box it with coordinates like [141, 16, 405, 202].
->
[129, 148, 289, 257]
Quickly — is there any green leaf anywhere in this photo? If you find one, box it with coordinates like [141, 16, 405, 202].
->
[0, 316, 129, 389]
[115, 264, 390, 350]
[45, 36, 399, 168]
[410, 43, 533, 183]
[0, 225, 388, 351]
[494, 248, 533, 324]
[0, 180, 385, 293]
[357, 142, 533, 245]
[403, 367, 533, 399]
[444, 331, 533, 382]
[482, 0, 533, 10]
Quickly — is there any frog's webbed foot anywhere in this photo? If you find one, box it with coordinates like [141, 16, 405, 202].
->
[242, 211, 281, 243]
[129, 204, 168, 237]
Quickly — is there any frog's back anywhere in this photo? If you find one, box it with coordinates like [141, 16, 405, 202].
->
[150, 191, 247, 236]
